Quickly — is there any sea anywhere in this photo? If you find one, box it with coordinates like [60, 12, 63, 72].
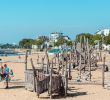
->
[0, 49, 25, 56]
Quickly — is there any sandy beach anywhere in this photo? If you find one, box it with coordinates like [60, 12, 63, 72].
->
[0, 51, 110, 100]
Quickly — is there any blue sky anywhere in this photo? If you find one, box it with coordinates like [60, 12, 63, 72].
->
[0, 0, 110, 44]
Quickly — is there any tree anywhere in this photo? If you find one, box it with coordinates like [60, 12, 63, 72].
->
[75, 33, 105, 45]
[76, 33, 94, 44]
[35, 36, 49, 49]
[92, 34, 103, 43]
[103, 33, 110, 45]
[54, 37, 67, 46]
[66, 41, 73, 46]
[54, 37, 72, 47]
[19, 39, 36, 49]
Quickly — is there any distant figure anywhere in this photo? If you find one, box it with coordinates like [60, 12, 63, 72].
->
[4, 64, 9, 89]
[18, 55, 21, 59]
[0, 66, 4, 80]
[105, 65, 109, 72]
[9, 69, 14, 80]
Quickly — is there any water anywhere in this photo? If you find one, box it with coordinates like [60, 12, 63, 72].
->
[48, 48, 61, 53]
[0, 53, 25, 56]
[0, 49, 25, 56]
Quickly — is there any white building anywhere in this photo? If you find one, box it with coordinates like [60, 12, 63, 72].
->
[102, 44, 110, 50]
[96, 29, 110, 36]
[63, 36, 71, 41]
[50, 32, 63, 42]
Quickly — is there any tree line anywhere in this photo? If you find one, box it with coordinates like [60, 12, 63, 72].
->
[17, 32, 110, 49]
[75, 32, 110, 45]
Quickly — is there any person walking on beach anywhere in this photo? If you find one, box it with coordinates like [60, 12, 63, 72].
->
[9, 69, 14, 80]
[4, 64, 9, 89]
[0, 66, 4, 80]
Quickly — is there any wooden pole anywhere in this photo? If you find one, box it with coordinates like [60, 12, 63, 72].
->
[65, 61, 68, 97]
[57, 53, 60, 72]
[30, 58, 37, 93]
[102, 54, 106, 87]
[69, 53, 72, 79]
[50, 61, 53, 99]
[0, 59, 2, 66]
[79, 53, 81, 78]
[25, 50, 28, 70]
[45, 50, 49, 74]
[80, 36, 82, 51]
[87, 38, 91, 81]
[42, 57, 44, 73]
[99, 50, 102, 61]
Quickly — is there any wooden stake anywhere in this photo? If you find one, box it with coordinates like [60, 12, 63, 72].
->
[102, 54, 106, 87]
[50, 61, 53, 99]
[45, 50, 49, 74]
[65, 61, 68, 97]
[30, 58, 37, 93]
[25, 50, 28, 70]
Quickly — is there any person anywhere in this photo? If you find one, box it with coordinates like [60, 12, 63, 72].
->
[0, 66, 2, 81]
[0, 66, 4, 80]
[4, 64, 9, 89]
[9, 69, 14, 80]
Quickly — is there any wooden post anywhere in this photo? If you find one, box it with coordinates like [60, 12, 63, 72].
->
[99, 50, 102, 61]
[57, 53, 60, 72]
[79, 36, 82, 78]
[89, 53, 91, 81]
[62, 62, 64, 75]
[87, 38, 91, 81]
[50, 61, 53, 99]
[69, 53, 72, 79]
[0, 59, 2, 66]
[25, 50, 28, 70]
[65, 61, 68, 97]
[55, 54, 57, 66]
[30, 59, 37, 93]
[42, 57, 44, 73]
[45, 50, 49, 74]
[102, 54, 106, 87]
[74, 42, 78, 66]
[80, 36, 82, 50]
[79, 53, 81, 78]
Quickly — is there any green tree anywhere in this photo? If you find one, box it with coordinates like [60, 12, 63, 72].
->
[76, 33, 94, 44]
[54, 37, 72, 46]
[103, 33, 110, 45]
[54, 37, 67, 46]
[66, 41, 73, 46]
[92, 34, 103, 43]
[19, 39, 36, 49]
[35, 36, 49, 49]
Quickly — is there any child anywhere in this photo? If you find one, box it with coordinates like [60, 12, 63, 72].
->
[10, 69, 14, 80]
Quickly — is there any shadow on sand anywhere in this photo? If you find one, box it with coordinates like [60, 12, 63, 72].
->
[39, 91, 87, 99]
[39, 87, 87, 99]
[7, 86, 25, 89]
[0, 86, 25, 90]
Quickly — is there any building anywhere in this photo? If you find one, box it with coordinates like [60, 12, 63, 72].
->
[50, 32, 63, 43]
[63, 36, 71, 41]
[96, 29, 110, 36]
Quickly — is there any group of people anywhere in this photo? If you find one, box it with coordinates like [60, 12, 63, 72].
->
[0, 64, 14, 88]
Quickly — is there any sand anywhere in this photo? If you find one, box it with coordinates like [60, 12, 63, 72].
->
[0, 51, 110, 100]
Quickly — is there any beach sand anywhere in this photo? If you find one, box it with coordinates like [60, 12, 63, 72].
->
[0, 51, 110, 100]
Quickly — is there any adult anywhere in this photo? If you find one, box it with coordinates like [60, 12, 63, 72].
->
[4, 64, 9, 89]
[0, 66, 4, 80]
[0, 66, 2, 81]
